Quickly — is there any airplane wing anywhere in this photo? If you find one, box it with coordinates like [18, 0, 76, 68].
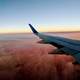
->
[28, 24, 80, 64]
[29, 24, 80, 50]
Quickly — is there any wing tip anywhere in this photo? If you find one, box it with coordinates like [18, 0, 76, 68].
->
[28, 24, 38, 35]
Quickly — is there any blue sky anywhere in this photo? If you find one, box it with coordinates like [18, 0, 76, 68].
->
[0, 0, 80, 33]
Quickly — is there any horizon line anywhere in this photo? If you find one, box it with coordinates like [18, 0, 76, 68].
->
[0, 31, 80, 34]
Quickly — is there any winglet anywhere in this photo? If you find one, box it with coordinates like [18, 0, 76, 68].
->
[29, 24, 38, 35]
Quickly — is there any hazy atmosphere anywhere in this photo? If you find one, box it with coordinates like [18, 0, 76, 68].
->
[0, 0, 80, 33]
[0, 0, 80, 80]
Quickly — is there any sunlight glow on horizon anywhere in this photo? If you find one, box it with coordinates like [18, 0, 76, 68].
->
[39, 26, 80, 32]
[0, 25, 80, 33]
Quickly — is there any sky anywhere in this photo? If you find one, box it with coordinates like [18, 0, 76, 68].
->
[0, 0, 80, 33]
